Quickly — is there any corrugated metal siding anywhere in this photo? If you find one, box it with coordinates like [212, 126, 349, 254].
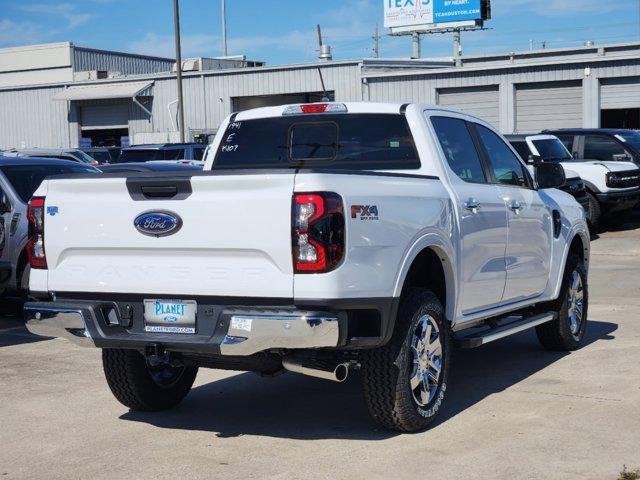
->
[601, 76, 640, 109]
[129, 63, 362, 139]
[0, 87, 70, 149]
[437, 85, 500, 129]
[515, 80, 583, 132]
[73, 47, 174, 75]
[81, 103, 129, 129]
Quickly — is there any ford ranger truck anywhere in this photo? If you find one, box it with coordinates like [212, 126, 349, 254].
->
[24, 103, 590, 432]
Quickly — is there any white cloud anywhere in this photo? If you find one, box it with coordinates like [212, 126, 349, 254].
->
[129, 33, 218, 58]
[0, 19, 45, 47]
[19, 3, 93, 29]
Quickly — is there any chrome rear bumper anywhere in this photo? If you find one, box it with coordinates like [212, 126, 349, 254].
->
[24, 304, 94, 347]
[23, 301, 340, 355]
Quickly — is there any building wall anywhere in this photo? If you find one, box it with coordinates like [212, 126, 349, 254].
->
[365, 57, 640, 132]
[129, 62, 362, 140]
[0, 43, 73, 88]
[73, 47, 174, 76]
[1, 47, 639, 149]
[0, 86, 70, 149]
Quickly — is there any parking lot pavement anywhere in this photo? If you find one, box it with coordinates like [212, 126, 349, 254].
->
[1, 217, 639, 480]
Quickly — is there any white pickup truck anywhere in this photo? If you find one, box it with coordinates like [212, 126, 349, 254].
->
[507, 134, 640, 229]
[24, 103, 590, 432]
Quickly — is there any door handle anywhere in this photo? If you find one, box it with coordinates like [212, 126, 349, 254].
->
[464, 199, 481, 213]
[508, 200, 522, 213]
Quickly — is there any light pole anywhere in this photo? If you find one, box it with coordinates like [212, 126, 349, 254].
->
[221, 0, 228, 56]
[173, 0, 185, 143]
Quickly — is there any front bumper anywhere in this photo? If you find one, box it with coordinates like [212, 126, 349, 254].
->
[596, 189, 640, 211]
[25, 301, 341, 356]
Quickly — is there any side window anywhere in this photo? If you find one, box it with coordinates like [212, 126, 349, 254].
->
[556, 135, 575, 154]
[193, 147, 205, 160]
[510, 141, 532, 163]
[431, 116, 486, 184]
[583, 135, 627, 161]
[476, 125, 528, 187]
[163, 148, 185, 160]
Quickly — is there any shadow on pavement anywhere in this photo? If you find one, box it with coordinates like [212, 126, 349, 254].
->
[0, 300, 53, 347]
[120, 319, 616, 440]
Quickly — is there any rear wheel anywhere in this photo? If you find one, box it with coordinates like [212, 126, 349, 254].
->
[536, 253, 588, 351]
[102, 348, 198, 411]
[361, 289, 450, 432]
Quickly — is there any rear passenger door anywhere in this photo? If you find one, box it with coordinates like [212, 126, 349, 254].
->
[473, 124, 553, 303]
[430, 115, 508, 314]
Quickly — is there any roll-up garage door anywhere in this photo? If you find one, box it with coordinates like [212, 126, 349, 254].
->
[601, 77, 640, 109]
[81, 103, 129, 130]
[515, 80, 582, 132]
[437, 86, 500, 130]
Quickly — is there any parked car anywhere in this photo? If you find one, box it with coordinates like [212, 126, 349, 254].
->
[543, 128, 640, 165]
[4, 148, 99, 166]
[81, 147, 121, 164]
[506, 135, 590, 216]
[24, 102, 589, 433]
[507, 134, 640, 228]
[118, 143, 206, 163]
[99, 162, 202, 173]
[0, 157, 100, 296]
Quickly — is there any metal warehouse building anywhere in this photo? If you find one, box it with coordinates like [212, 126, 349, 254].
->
[0, 41, 638, 149]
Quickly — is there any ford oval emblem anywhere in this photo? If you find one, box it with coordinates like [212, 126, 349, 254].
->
[134, 211, 182, 237]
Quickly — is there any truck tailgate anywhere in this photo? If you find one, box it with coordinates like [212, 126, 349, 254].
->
[42, 173, 295, 298]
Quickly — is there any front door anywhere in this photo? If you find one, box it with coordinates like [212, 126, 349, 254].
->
[429, 115, 508, 314]
[473, 124, 552, 302]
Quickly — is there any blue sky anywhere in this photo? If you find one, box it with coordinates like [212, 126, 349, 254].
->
[1, 0, 639, 64]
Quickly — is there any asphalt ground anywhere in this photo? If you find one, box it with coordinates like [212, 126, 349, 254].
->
[1, 213, 639, 480]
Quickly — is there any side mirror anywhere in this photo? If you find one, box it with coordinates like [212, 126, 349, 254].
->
[613, 153, 632, 162]
[535, 162, 566, 189]
[528, 154, 543, 165]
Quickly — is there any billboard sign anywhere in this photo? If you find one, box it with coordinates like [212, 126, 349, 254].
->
[384, 0, 486, 31]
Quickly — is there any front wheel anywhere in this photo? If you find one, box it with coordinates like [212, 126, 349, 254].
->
[536, 253, 588, 351]
[102, 349, 198, 411]
[361, 289, 451, 432]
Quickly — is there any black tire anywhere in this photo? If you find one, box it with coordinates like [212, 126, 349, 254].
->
[536, 253, 588, 351]
[102, 348, 198, 411]
[586, 192, 601, 230]
[361, 289, 450, 432]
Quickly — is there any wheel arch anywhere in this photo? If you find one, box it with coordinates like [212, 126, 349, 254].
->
[393, 234, 456, 323]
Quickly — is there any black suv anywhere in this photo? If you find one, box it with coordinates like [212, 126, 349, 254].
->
[543, 129, 640, 165]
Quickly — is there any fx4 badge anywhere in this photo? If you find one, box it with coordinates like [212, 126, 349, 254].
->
[351, 205, 379, 221]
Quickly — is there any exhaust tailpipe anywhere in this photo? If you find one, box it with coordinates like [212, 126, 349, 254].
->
[282, 357, 349, 383]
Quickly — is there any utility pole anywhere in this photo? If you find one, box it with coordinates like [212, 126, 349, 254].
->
[453, 29, 461, 66]
[221, 0, 228, 56]
[411, 32, 421, 59]
[372, 23, 380, 58]
[173, 0, 185, 142]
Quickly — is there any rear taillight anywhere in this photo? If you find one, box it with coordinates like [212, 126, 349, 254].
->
[27, 196, 47, 269]
[292, 193, 344, 273]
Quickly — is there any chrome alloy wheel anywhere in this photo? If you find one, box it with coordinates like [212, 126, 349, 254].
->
[567, 270, 585, 340]
[409, 314, 443, 407]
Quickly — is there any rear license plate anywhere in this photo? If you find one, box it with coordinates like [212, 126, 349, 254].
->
[143, 299, 197, 334]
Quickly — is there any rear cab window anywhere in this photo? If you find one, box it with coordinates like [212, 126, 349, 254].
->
[213, 114, 420, 170]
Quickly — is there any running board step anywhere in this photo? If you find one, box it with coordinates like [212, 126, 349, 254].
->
[453, 312, 556, 349]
